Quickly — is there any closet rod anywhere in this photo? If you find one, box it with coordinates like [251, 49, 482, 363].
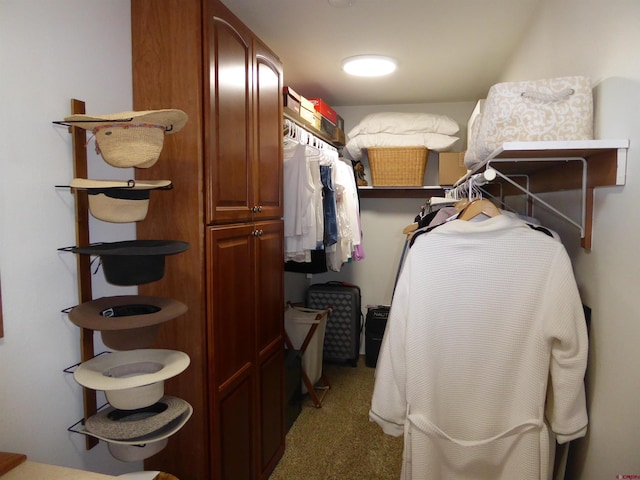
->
[284, 117, 337, 153]
[446, 168, 497, 200]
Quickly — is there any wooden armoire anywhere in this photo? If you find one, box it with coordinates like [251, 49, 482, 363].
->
[131, 1, 285, 479]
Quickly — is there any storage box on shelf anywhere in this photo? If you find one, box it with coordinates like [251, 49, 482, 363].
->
[367, 146, 428, 187]
[309, 98, 338, 125]
[438, 151, 468, 186]
[283, 86, 301, 114]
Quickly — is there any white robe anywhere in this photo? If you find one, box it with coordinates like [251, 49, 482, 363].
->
[370, 214, 588, 480]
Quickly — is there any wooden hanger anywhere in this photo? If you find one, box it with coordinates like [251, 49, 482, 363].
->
[402, 222, 418, 235]
[454, 198, 470, 212]
[458, 198, 501, 220]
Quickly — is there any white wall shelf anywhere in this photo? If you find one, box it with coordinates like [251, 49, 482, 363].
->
[457, 139, 629, 250]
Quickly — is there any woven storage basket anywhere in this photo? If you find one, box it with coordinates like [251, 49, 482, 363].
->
[367, 147, 428, 186]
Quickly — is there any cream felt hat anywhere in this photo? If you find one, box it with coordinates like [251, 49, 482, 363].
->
[68, 295, 187, 350]
[63, 109, 188, 169]
[70, 178, 172, 223]
[73, 349, 190, 410]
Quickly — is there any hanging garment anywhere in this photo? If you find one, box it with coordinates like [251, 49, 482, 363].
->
[327, 157, 363, 271]
[320, 164, 338, 247]
[370, 214, 588, 480]
[283, 142, 317, 262]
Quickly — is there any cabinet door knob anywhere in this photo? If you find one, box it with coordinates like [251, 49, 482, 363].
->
[257, 206, 263, 213]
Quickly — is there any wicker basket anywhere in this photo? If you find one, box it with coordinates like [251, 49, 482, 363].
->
[367, 147, 428, 186]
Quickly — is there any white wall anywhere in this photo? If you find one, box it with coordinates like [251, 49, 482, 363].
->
[497, 1, 640, 478]
[0, 0, 139, 475]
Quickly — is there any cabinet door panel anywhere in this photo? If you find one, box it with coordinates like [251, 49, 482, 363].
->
[254, 220, 284, 352]
[259, 347, 285, 477]
[218, 375, 254, 480]
[253, 40, 283, 220]
[207, 224, 255, 386]
[208, 15, 253, 224]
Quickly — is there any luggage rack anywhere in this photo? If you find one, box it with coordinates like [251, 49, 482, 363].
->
[284, 304, 332, 408]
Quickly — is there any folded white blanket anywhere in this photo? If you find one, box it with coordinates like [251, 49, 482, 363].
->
[346, 132, 459, 160]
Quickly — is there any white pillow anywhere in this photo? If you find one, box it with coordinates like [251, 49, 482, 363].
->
[345, 132, 459, 160]
[348, 112, 460, 138]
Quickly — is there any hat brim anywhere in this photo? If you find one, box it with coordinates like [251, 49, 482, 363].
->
[65, 240, 190, 285]
[68, 240, 190, 257]
[63, 109, 188, 134]
[70, 178, 172, 190]
[68, 295, 187, 331]
[73, 349, 190, 392]
[85, 396, 191, 441]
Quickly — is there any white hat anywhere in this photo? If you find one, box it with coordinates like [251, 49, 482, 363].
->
[74, 350, 190, 410]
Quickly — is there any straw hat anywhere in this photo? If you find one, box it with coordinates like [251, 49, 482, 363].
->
[65, 240, 190, 286]
[85, 396, 191, 441]
[70, 178, 172, 223]
[86, 396, 192, 462]
[68, 295, 187, 350]
[63, 109, 188, 169]
[74, 349, 190, 410]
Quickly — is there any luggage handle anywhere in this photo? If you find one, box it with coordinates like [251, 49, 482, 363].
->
[521, 87, 575, 103]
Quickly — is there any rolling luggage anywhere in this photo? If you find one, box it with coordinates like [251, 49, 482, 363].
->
[306, 281, 363, 366]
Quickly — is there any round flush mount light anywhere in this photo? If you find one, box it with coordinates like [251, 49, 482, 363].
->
[342, 55, 397, 77]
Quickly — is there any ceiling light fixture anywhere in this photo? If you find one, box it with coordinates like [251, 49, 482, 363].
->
[342, 55, 397, 77]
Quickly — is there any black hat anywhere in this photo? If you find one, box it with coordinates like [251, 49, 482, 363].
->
[63, 240, 190, 286]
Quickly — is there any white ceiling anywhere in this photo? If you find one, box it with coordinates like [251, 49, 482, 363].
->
[221, 0, 542, 107]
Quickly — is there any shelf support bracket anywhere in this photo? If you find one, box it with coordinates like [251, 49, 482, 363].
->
[487, 157, 588, 246]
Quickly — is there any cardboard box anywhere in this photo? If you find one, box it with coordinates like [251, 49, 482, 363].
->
[309, 98, 338, 125]
[299, 105, 316, 125]
[320, 116, 336, 138]
[332, 128, 346, 146]
[438, 152, 468, 185]
[300, 96, 315, 113]
[283, 86, 301, 114]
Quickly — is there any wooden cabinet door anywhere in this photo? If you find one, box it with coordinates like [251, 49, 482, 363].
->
[252, 40, 283, 221]
[207, 223, 256, 480]
[253, 220, 285, 477]
[207, 12, 254, 225]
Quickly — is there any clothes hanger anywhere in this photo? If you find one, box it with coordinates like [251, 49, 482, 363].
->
[402, 223, 418, 234]
[458, 198, 501, 220]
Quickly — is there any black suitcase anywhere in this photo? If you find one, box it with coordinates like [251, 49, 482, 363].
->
[306, 281, 363, 366]
[365, 305, 390, 367]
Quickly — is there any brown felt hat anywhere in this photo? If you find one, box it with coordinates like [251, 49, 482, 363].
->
[63, 109, 188, 169]
[68, 295, 187, 350]
[70, 178, 172, 223]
